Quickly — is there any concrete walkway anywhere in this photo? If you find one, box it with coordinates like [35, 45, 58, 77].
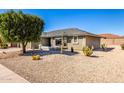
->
[0, 64, 29, 83]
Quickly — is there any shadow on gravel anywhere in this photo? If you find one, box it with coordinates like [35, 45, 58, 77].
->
[94, 47, 115, 52]
[22, 50, 79, 56]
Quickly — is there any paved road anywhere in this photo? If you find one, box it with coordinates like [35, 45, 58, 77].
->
[0, 64, 29, 83]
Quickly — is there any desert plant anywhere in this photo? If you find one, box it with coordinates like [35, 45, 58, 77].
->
[0, 43, 8, 49]
[82, 46, 93, 56]
[101, 44, 106, 51]
[32, 56, 36, 60]
[32, 55, 41, 60]
[121, 43, 124, 50]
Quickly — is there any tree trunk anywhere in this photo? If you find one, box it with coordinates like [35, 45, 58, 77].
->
[22, 43, 26, 54]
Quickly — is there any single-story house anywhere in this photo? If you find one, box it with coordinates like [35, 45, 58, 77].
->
[0, 28, 101, 50]
[39, 28, 101, 50]
[99, 33, 124, 45]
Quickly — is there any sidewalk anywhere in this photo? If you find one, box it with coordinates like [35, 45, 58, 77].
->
[0, 64, 29, 83]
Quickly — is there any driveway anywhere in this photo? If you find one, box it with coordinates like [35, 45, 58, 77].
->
[0, 47, 29, 83]
[0, 64, 29, 83]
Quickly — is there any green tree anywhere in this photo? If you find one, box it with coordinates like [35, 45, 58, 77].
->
[0, 35, 2, 45]
[0, 10, 44, 53]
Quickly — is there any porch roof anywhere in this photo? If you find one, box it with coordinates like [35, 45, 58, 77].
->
[41, 28, 101, 38]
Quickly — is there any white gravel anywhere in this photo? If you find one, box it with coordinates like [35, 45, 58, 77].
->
[0, 45, 124, 83]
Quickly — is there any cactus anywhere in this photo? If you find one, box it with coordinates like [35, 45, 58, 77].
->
[82, 46, 93, 56]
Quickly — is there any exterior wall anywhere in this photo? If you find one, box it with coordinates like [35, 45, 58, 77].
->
[67, 36, 86, 50]
[8, 42, 32, 49]
[50, 36, 86, 50]
[86, 36, 100, 48]
[51, 37, 56, 47]
[26, 42, 32, 49]
[41, 36, 100, 50]
[8, 42, 20, 47]
[101, 38, 124, 45]
[31, 42, 41, 49]
[19, 42, 39, 49]
[19, 42, 32, 49]
[7, 43, 11, 47]
[42, 38, 50, 46]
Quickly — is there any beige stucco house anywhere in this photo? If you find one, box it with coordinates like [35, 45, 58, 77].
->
[3, 28, 101, 50]
[40, 28, 101, 50]
[99, 33, 124, 45]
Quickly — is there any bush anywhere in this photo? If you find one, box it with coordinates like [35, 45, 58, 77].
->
[32, 55, 41, 60]
[101, 44, 106, 51]
[82, 46, 93, 56]
[121, 44, 124, 50]
[0, 43, 8, 49]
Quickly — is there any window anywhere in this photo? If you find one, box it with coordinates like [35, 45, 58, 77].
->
[68, 37, 71, 43]
[55, 38, 62, 46]
[73, 36, 78, 44]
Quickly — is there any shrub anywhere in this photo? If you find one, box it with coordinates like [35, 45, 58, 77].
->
[32, 55, 41, 60]
[82, 46, 93, 56]
[0, 43, 8, 49]
[101, 44, 106, 51]
[121, 44, 124, 50]
[36, 55, 40, 60]
[32, 56, 36, 60]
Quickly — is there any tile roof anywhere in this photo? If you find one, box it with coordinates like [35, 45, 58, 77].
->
[98, 33, 123, 39]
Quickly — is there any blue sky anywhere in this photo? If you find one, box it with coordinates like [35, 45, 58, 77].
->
[0, 9, 124, 35]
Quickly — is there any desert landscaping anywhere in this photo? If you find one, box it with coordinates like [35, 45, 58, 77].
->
[0, 45, 124, 83]
[0, 9, 124, 83]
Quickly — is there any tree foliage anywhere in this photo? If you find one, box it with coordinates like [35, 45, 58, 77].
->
[0, 10, 44, 53]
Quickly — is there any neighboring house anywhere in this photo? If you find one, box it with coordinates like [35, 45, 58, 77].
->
[99, 33, 124, 45]
[9, 42, 33, 49]
[0, 33, 36, 49]
[39, 28, 101, 50]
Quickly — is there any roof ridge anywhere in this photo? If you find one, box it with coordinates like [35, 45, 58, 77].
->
[99, 33, 121, 36]
[42, 28, 101, 38]
[45, 28, 93, 35]
[99, 33, 120, 35]
[47, 28, 80, 33]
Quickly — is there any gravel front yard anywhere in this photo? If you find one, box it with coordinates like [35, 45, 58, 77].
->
[0, 46, 124, 83]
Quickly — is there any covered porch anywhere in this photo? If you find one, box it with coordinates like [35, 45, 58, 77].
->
[41, 37, 68, 50]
